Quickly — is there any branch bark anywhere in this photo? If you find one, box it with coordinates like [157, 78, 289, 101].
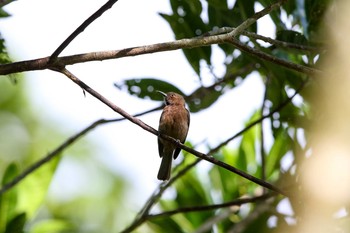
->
[149, 193, 275, 218]
[0, 31, 321, 77]
[0, 0, 321, 77]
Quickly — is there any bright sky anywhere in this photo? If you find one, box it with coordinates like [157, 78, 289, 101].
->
[0, 0, 270, 207]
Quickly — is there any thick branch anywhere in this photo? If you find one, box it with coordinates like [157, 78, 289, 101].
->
[0, 33, 321, 76]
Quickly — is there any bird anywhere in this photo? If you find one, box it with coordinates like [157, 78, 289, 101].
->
[157, 91, 190, 181]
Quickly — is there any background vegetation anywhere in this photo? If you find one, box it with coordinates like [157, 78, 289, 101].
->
[2, 0, 349, 232]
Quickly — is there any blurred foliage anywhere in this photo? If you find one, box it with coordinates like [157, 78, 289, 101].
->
[119, 0, 333, 232]
[0, 76, 128, 232]
[0, 4, 128, 232]
[0, 0, 337, 232]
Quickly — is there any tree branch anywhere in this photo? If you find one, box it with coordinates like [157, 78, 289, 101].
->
[1, 74, 303, 230]
[120, 82, 307, 232]
[0, 118, 100, 195]
[0, 0, 320, 77]
[120, 158, 202, 233]
[51, 67, 288, 196]
[0, 73, 302, 197]
[227, 0, 287, 38]
[49, 0, 120, 61]
[149, 193, 275, 218]
[211, 79, 307, 155]
[227, 38, 318, 75]
[0, 33, 321, 77]
[0, 106, 161, 196]
[203, 27, 320, 53]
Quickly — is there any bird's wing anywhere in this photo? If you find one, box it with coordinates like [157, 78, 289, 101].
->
[158, 137, 164, 158]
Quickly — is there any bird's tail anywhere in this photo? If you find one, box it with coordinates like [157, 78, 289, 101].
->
[157, 154, 172, 181]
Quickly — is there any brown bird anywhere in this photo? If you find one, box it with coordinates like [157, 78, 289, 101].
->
[157, 91, 190, 180]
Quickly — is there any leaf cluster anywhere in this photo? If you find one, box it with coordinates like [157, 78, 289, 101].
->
[117, 0, 332, 232]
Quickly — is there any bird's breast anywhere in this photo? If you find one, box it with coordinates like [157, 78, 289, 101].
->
[159, 106, 189, 141]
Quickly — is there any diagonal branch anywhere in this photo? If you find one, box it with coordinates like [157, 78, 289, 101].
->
[54, 67, 287, 196]
[1, 74, 304, 231]
[61, 68, 292, 197]
[49, 0, 120, 61]
[120, 158, 201, 233]
[90, 78, 306, 232]
[228, 0, 287, 38]
[211, 79, 308, 154]
[0, 74, 303, 197]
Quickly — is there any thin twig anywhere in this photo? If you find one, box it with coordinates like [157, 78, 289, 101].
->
[227, 38, 318, 75]
[120, 158, 201, 233]
[228, 197, 274, 233]
[0, 107, 161, 196]
[260, 77, 269, 183]
[228, 0, 287, 38]
[203, 27, 319, 53]
[0, 119, 100, 195]
[55, 67, 159, 135]
[211, 79, 307, 154]
[149, 193, 275, 218]
[49, 0, 120, 61]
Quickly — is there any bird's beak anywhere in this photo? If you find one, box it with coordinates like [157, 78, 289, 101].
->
[156, 90, 167, 98]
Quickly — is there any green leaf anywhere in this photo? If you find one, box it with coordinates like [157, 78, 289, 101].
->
[5, 213, 26, 233]
[210, 148, 240, 201]
[282, 0, 297, 15]
[244, 210, 271, 233]
[159, 0, 211, 75]
[115, 78, 185, 101]
[16, 156, 60, 219]
[172, 172, 213, 229]
[148, 217, 184, 233]
[305, 0, 330, 41]
[276, 30, 309, 47]
[187, 86, 222, 113]
[30, 219, 75, 233]
[0, 163, 19, 231]
[0, 8, 11, 18]
[236, 0, 257, 32]
[207, 0, 228, 9]
[266, 131, 291, 177]
[0, 33, 11, 64]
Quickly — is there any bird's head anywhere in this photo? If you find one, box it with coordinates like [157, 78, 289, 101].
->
[157, 91, 185, 106]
